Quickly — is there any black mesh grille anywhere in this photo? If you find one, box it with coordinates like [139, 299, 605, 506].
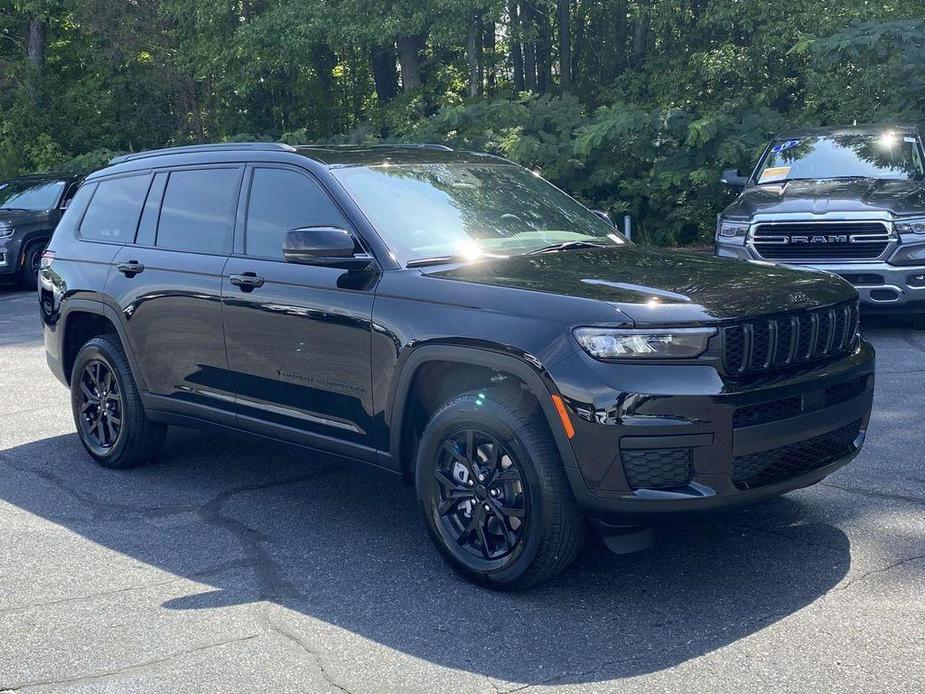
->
[825, 376, 868, 407]
[723, 300, 859, 377]
[732, 420, 861, 489]
[622, 448, 692, 490]
[733, 396, 803, 428]
[753, 222, 890, 260]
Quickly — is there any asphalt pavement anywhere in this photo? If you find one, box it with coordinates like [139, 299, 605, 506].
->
[0, 286, 922, 693]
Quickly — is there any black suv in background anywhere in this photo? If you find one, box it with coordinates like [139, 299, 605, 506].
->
[716, 125, 925, 316]
[0, 173, 81, 288]
[41, 143, 875, 588]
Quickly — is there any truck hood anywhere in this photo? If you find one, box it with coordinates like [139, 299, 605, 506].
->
[724, 178, 925, 219]
[423, 246, 856, 325]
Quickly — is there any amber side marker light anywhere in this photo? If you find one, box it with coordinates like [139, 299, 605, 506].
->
[551, 395, 575, 439]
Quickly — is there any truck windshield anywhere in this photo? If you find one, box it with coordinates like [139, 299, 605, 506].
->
[755, 132, 925, 184]
[332, 163, 626, 263]
[0, 179, 66, 211]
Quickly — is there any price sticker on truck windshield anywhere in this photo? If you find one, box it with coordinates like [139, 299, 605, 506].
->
[758, 166, 791, 183]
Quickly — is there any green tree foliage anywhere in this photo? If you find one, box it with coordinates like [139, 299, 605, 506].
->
[0, 0, 922, 244]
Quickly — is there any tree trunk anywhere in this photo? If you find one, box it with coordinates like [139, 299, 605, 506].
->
[521, 2, 537, 92]
[397, 34, 423, 91]
[613, 0, 628, 73]
[572, 4, 584, 89]
[467, 12, 480, 97]
[508, 1, 525, 91]
[632, 2, 649, 64]
[537, 4, 552, 93]
[312, 44, 337, 136]
[557, 0, 570, 92]
[26, 16, 45, 70]
[485, 20, 496, 95]
[370, 44, 399, 104]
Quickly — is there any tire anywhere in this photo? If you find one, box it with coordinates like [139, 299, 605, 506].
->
[70, 335, 166, 468]
[19, 239, 45, 291]
[415, 389, 585, 589]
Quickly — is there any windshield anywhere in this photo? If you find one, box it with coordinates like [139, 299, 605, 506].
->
[0, 179, 66, 211]
[332, 164, 626, 263]
[755, 132, 925, 184]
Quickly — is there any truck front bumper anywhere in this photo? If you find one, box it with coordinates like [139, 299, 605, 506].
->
[716, 243, 925, 311]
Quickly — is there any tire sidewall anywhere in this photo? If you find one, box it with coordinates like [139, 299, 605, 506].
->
[70, 339, 133, 465]
[415, 396, 553, 586]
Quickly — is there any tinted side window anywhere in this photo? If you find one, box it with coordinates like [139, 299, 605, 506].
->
[79, 175, 151, 243]
[246, 168, 348, 259]
[156, 168, 240, 254]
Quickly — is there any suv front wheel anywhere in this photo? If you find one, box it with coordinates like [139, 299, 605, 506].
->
[415, 390, 585, 589]
[70, 335, 166, 468]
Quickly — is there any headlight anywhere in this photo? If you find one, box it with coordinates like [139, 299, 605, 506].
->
[0, 223, 13, 239]
[717, 218, 750, 238]
[573, 327, 717, 360]
[895, 217, 925, 235]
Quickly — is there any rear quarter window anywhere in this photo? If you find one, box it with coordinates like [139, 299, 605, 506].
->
[79, 175, 152, 243]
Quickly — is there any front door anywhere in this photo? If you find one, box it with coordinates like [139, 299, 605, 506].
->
[222, 165, 378, 461]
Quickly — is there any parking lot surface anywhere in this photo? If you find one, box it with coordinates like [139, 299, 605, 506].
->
[0, 287, 923, 693]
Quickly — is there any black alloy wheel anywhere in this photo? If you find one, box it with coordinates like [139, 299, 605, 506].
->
[77, 360, 124, 453]
[434, 428, 528, 561]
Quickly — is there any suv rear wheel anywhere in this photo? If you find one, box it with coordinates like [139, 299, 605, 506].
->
[70, 335, 166, 468]
[19, 240, 45, 290]
[415, 390, 585, 589]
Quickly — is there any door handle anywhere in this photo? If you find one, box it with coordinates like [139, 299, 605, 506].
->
[117, 261, 144, 277]
[229, 272, 265, 291]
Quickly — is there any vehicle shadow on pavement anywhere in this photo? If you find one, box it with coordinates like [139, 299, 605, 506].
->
[0, 426, 853, 686]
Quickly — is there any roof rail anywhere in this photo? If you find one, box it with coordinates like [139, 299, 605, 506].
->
[303, 142, 453, 152]
[109, 142, 297, 165]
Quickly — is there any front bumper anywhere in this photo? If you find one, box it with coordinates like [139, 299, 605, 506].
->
[716, 241, 925, 311]
[0, 236, 22, 278]
[551, 339, 875, 524]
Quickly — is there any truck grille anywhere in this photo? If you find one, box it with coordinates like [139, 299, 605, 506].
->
[723, 300, 859, 377]
[732, 420, 861, 489]
[752, 222, 891, 260]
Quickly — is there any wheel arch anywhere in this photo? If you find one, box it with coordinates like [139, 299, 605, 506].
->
[387, 345, 578, 481]
[60, 299, 146, 390]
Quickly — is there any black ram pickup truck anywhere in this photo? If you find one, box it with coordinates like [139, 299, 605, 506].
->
[40, 143, 875, 588]
[716, 124, 925, 318]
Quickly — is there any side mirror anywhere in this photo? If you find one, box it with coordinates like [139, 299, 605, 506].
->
[592, 210, 616, 227]
[720, 168, 749, 190]
[283, 227, 374, 271]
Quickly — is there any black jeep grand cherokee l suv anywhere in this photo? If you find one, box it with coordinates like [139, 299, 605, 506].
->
[40, 143, 875, 588]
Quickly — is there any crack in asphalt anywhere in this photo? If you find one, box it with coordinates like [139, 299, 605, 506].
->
[262, 605, 354, 694]
[819, 481, 925, 505]
[0, 558, 251, 617]
[0, 633, 263, 692]
[830, 553, 925, 594]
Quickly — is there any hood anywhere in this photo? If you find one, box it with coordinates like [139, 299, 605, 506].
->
[724, 178, 925, 219]
[423, 246, 856, 325]
[0, 208, 56, 227]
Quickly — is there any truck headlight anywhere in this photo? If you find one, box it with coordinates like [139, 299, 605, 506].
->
[895, 217, 925, 235]
[717, 218, 750, 238]
[573, 327, 717, 360]
[0, 223, 13, 239]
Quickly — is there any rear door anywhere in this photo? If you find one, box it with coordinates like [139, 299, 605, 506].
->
[106, 165, 243, 422]
[222, 164, 378, 460]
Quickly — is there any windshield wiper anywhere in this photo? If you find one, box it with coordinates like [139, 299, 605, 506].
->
[526, 241, 610, 255]
[406, 253, 507, 268]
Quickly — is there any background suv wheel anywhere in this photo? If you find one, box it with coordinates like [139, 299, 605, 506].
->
[19, 240, 46, 290]
[70, 335, 166, 468]
[415, 390, 585, 589]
